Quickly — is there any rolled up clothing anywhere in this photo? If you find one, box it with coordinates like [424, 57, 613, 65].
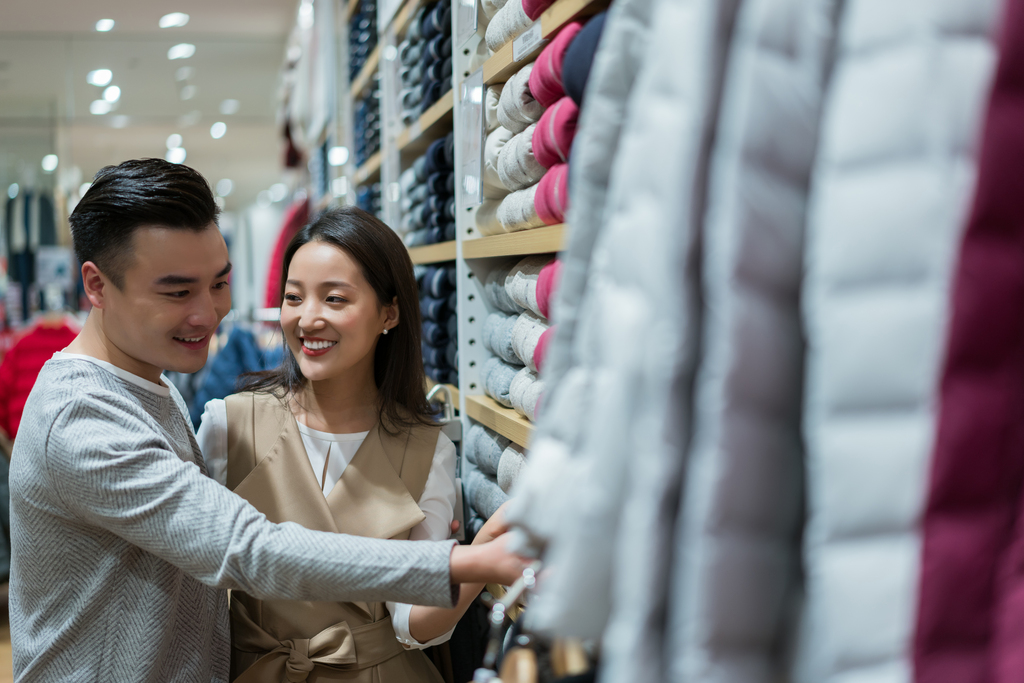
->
[528, 21, 584, 107]
[400, 166, 419, 193]
[400, 86, 423, 112]
[509, 366, 544, 421]
[443, 221, 457, 242]
[466, 423, 511, 476]
[475, 198, 504, 236]
[532, 97, 579, 169]
[498, 184, 546, 233]
[511, 311, 549, 372]
[497, 444, 527, 494]
[404, 228, 432, 247]
[466, 462, 509, 520]
[536, 259, 562, 319]
[521, 0, 555, 20]
[483, 312, 522, 365]
[535, 163, 569, 225]
[483, 261, 523, 314]
[484, 127, 515, 199]
[447, 290, 458, 314]
[423, 264, 455, 297]
[422, 342, 447, 368]
[485, 85, 503, 133]
[446, 313, 459, 340]
[444, 131, 456, 168]
[445, 195, 456, 220]
[424, 137, 449, 175]
[563, 11, 607, 107]
[446, 338, 458, 368]
[420, 79, 442, 112]
[413, 154, 429, 182]
[427, 225, 445, 244]
[497, 124, 545, 192]
[485, 0, 531, 53]
[425, 364, 455, 385]
[533, 325, 554, 372]
[399, 39, 424, 66]
[481, 0, 508, 21]
[482, 356, 517, 407]
[497, 64, 544, 134]
[427, 172, 452, 196]
[423, 319, 449, 346]
[504, 255, 552, 319]
[420, 295, 449, 322]
[402, 184, 429, 213]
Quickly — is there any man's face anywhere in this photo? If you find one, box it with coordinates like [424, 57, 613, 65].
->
[100, 224, 231, 378]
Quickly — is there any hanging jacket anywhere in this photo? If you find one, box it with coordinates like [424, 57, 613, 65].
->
[190, 327, 283, 428]
[0, 321, 79, 438]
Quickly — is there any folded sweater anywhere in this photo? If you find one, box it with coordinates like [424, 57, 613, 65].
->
[511, 312, 549, 372]
[483, 261, 524, 314]
[483, 312, 523, 366]
[497, 64, 544, 134]
[475, 198, 504, 236]
[528, 21, 584, 107]
[533, 325, 554, 372]
[535, 162, 569, 225]
[498, 124, 546, 191]
[484, 126, 515, 199]
[497, 444, 527, 494]
[485, 85, 503, 134]
[535, 259, 562, 319]
[509, 366, 544, 421]
[465, 423, 511, 476]
[497, 184, 546, 233]
[504, 254, 553, 318]
[482, 356, 518, 407]
[533, 97, 579, 168]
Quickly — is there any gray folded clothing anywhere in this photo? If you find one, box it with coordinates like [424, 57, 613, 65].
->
[465, 462, 510, 520]
[482, 357, 518, 407]
[509, 366, 544, 421]
[481, 0, 509, 21]
[485, 84, 503, 134]
[465, 422, 511, 476]
[497, 124, 545, 191]
[497, 444, 527, 494]
[483, 312, 522, 365]
[484, 127, 514, 199]
[483, 261, 524, 314]
[497, 64, 543, 134]
[510, 311, 549, 372]
[505, 255, 553, 318]
[497, 184, 546, 233]
[485, 0, 532, 52]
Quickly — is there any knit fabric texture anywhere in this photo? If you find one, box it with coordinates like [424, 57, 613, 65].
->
[9, 358, 457, 682]
[498, 124, 547, 191]
[497, 64, 545, 134]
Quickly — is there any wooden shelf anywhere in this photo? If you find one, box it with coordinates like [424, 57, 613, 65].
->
[346, 0, 360, 21]
[465, 394, 533, 448]
[482, 0, 606, 85]
[409, 240, 457, 264]
[351, 43, 381, 98]
[354, 151, 383, 185]
[463, 224, 565, 259]
[397, 90, 454, 153]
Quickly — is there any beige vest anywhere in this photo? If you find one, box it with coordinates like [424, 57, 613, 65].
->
[224, 392, 445, 683]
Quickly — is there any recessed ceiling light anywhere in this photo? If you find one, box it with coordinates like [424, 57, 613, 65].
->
[166, 147, 187, 164]
[87, 69, 112, 86]
[328, 146, 349, 166]
[103, 85, 121, 102]
[180, 85, 197, 100]
[216, 179, 233, 197]
[159, 12, 190, 28]
[166, 134, 183, 150]
[175, 66, 194, 81]
[90, 100, 112, 115]
[219, 99, 240, 115]
[298, 1, 314, 29]
[167, 44, 195, 60]
[95, 19, 115, 32]
[41, 155, 58, 173]
[210, 121, 227, 139]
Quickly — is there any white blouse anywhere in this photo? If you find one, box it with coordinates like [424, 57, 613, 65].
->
[196, 398, 458, 649]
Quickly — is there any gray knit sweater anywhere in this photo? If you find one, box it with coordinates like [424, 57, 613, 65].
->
[9, 357, 457, 682]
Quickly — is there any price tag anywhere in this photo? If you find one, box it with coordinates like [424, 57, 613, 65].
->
[512, 21, 544, 62]
[458, 69, 485, 209]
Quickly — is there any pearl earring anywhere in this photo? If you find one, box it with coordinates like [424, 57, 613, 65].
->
[382, 328, 389, 335]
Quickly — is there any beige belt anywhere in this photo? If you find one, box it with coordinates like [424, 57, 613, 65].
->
[231, 600, 407, 682]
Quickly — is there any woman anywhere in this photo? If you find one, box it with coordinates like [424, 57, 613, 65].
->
[197, 206, 504, 683]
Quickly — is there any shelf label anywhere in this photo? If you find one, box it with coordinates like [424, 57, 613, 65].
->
[456, 0, 478, 50]
[458, 68, 485, 209]
[513, 21, 544, 62]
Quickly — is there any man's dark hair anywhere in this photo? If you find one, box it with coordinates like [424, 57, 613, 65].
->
[70, 158, 220, 288]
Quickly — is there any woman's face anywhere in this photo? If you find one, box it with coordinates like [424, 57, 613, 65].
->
[280, 241, 397, 384]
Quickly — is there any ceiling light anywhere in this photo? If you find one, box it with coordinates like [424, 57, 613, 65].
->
[41, 155, 58, 173]
[269, 183, 289, 203]
[103, 85, 120, 102]
[256, 190, 271, 208]
[8, 183, 19, 199]
[87, 69, 112, 86]
[79, 183, 92, 197]
[180, 85, 197, 100]
[219, 99, 240, 115]
[159, 12, 190, 28]
[328, 146, 349, 166]
[210, 121, 227, 139]
[175, 66, 194, 81]
[166, 134, 183, 150]
[216, 179, 233, 197]
[298, 1, 314, 29]
[95, 19, 115, 32]
[167, 43, 195, 60]
[166, 147, 187, 164]
[90, 100, 113, 115]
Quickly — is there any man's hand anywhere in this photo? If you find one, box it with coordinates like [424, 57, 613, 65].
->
[471, 501, 511, 545]
[450, 533, 531, 586]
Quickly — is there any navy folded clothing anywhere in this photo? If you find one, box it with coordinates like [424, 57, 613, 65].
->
[423, 319, 448, 345]
[420, 295, 449, 322]
[427, 172, 451, 196]
[563, 11, 607, 108]
[422, 265, 455, 297]
[424, 138, 450, 175]
[422, 342, 447, 368]
[444, 132, 455, 167]
[447, 314, 458, 339]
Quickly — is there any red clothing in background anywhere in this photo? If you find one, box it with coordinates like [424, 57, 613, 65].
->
[0, 321, 78, 438]
[263, 197, 309, 308]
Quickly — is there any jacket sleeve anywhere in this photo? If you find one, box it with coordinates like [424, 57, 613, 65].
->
[43, 392, 459, 608]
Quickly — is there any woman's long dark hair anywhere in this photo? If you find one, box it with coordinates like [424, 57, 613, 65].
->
[241, 205, 433, 431]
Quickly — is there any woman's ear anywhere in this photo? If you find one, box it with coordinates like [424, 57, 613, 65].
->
[385, 296, 400, 329]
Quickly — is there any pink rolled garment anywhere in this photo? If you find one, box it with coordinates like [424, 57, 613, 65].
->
[534, 163, 569, 225]
[521, 0, 556, 20]
[536, 259, 562, 319]
[528, 21, 584, 107]
[533, 325, 555, 373]
[532, 97, 579, 168]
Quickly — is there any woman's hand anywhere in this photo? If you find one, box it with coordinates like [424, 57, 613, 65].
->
[449, 533, 531, 586]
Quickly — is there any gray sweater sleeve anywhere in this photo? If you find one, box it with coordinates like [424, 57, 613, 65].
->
[43, 391, 458, 608]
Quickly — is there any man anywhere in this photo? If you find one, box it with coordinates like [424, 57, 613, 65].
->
[9, 159, 524, 682]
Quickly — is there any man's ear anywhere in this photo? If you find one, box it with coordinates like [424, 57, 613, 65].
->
[81, 262, 111, 309]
